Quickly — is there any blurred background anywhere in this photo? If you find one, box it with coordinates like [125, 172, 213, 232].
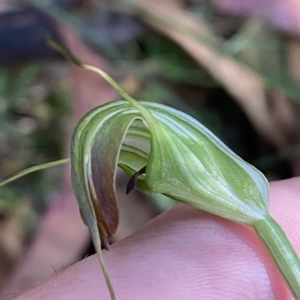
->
[0, 0, 300, 297]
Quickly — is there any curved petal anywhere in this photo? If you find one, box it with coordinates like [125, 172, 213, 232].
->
[71, 101, 142, 249]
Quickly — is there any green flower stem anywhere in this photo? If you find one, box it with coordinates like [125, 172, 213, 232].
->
[83, 65, 157, 129]
[254, 214, 300, 299]
[0, 158, 70, 187]
[91, 235, 116, 300]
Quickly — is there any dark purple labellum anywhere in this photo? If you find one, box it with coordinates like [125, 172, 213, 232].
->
[126, 166, 147, 194]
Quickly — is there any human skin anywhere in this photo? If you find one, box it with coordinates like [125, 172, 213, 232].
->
[13, 177, 300, 300]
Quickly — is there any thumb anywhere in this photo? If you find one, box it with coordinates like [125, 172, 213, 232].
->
[14, 177, 300, 300]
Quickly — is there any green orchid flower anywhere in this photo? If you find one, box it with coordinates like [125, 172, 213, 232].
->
[1, 40, 300, 300]
[70, 80, 300, 300]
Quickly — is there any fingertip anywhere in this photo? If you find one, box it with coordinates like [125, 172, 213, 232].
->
[269, 177, 300, 252]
